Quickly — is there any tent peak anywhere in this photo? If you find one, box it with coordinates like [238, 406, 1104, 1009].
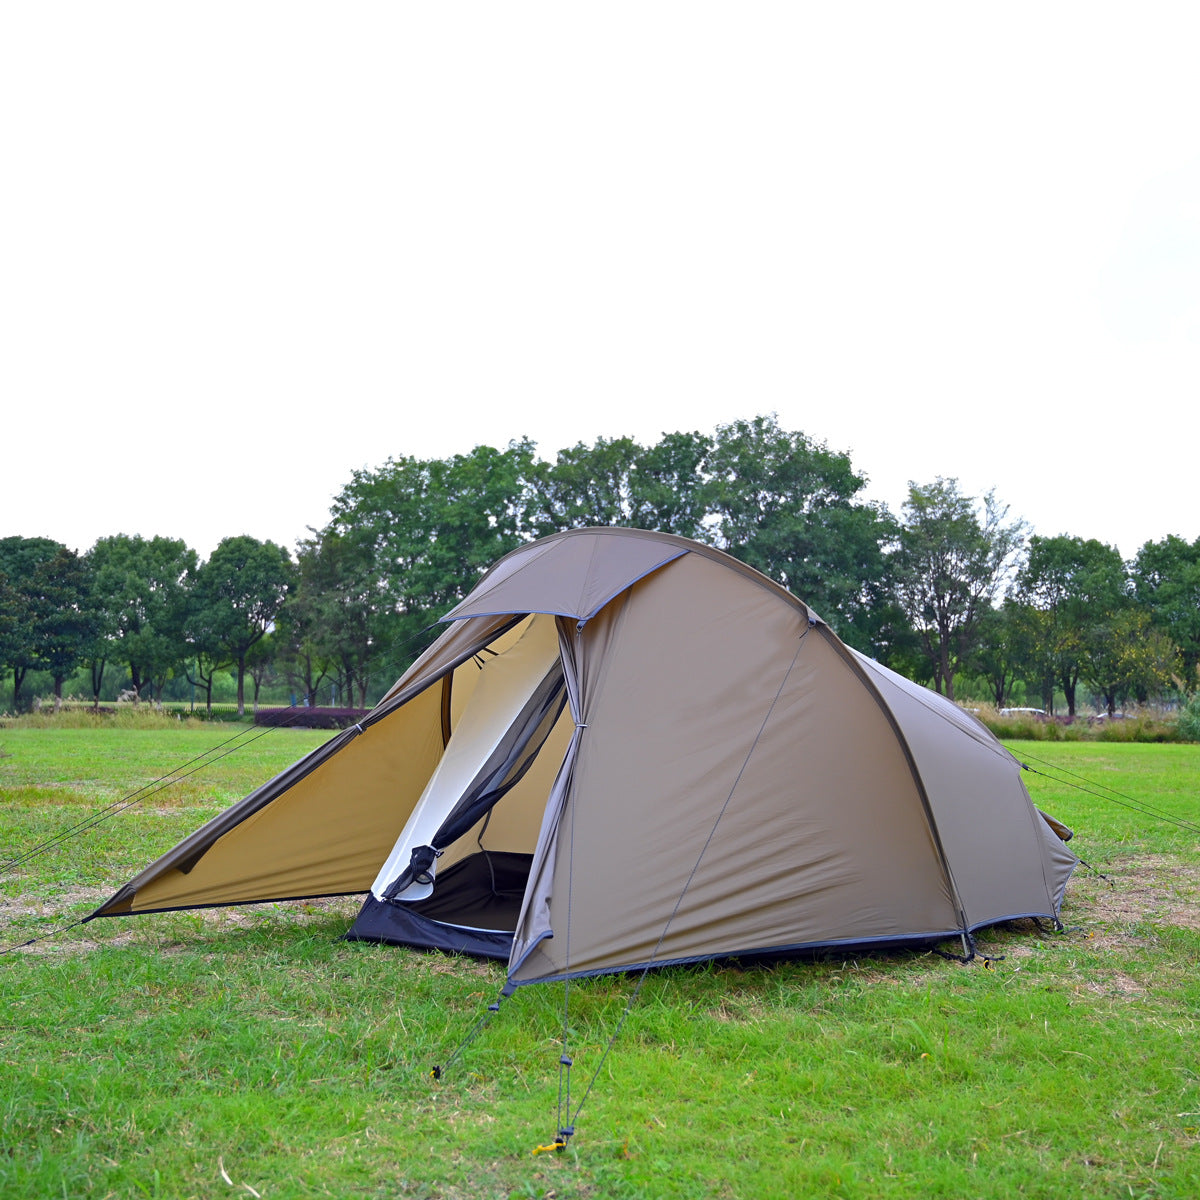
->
[442, 527, 822, 626]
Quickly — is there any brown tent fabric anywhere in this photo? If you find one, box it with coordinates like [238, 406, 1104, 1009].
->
[90, 527, 1076, 984]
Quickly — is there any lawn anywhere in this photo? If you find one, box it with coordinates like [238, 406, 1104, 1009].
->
[2, 726, 1198, 1199]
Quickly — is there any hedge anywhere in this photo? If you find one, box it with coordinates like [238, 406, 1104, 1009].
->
[253, 706, 370, 730]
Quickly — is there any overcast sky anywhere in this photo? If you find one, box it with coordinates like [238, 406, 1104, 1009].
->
[4, 5, 1198, 563]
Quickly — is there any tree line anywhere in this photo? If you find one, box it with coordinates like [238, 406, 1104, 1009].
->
[2, 415, 1197, 717]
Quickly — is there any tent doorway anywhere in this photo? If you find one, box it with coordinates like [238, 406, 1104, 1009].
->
[349, 613, 574, 955]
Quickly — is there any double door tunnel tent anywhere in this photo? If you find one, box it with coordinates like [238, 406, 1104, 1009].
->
[89, 528, 1077, 983]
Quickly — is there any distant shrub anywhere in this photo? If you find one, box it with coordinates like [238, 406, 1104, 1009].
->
[0, 705, 190, 730]
[1094, 713, 1181, 743]
[159, 702, 243, 719]
[255, 707, 369, 730]
[968, 702, 1180, 743]
[1177, 696, 1200, 743]
[972, 705, 1081, 741]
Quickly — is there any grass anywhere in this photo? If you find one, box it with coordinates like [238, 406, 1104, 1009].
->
[2, 728, 1199, 1198]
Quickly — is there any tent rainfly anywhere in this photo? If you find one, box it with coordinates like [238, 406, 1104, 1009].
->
[88, 528, 1077, 983]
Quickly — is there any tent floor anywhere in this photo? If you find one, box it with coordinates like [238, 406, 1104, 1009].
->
[344, 851, 532, 960]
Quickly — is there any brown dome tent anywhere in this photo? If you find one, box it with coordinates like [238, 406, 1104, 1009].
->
[89, 528, 1077, 984]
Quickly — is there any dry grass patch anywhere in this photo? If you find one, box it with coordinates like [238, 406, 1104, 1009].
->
[1, 885, 108, 918]
[1074, 853, 1200, 937]
[1076, 971, 1147, 998]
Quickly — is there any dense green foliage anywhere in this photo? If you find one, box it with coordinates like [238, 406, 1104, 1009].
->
[192, 536, 294, 716]
[893, 480, 1026, 700]
[0, 537, 99, 712]
[2, 415, 1198, 722]
[2, 729, 1199, 1197]
[1015, 535, 1129, 716]
[1135, 535, 1200, 690]
[87, 534, 199, 704]
[1177, 694, 1200, 742]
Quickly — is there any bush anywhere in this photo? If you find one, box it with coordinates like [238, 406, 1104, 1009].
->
[971, 703, 1081, 742]
[0, 705, 192, 730]
[1093, 712, 1180, 743]
[1177, 695, 1200, 743]
[967, 702, 1181, 743]
[254, 706, 369, 730]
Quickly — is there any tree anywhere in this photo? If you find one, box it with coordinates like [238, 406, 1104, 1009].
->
[0, 572, 17, 708]
[1133, 535, 1200, 694]
[0, 536, 56, 711]
[245, 633, 279, 713]
[88, 534, 197, 702]
[288, 529, 386, 708]
[0, 536, 96, 712]
[893, 479, 1026, 700]
[1006, 602, 1058, 713]
[1014, 535, 1128, 717]
[525, 437, 642, 536]
[1083, 608, 1180, 715]
[971, 599, 1038, 709]
[311, 441, 538, 693]
[273, 559, 337, 707]
[180, 574, 233, 716]
[626, 430, 714, 539]
[182, 645, 228, 716]
[36, 547, 102, 705]
[525, 429, 715, 541]
[0, 560, 27, 712]
[703, 414, 897, 647]
[82, 542, 122, 709]
[195, 536, 294, 717]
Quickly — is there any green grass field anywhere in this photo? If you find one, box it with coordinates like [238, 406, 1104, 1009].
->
[2, 726, 1198, 1199]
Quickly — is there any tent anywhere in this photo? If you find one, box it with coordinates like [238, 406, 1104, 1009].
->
[88, 527, 1077, 984]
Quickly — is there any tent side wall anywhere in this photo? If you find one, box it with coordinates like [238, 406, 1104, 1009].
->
[848, 653, 1075, 927]
[509, 553, 962, 984]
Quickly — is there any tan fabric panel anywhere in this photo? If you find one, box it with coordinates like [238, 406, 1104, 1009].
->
[446, 619, 544, 729]
[510, 554, 957, 982]
[849, 652, 1068, 927]
[120, 683, 447, 911]
[441, 618, 538, 734]
[377, 612, 524, 705]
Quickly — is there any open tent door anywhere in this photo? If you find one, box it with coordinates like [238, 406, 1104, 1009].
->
[346, 613, 573, 957]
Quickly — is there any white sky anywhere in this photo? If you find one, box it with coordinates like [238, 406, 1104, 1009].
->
[3, 4, 1198, 562]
